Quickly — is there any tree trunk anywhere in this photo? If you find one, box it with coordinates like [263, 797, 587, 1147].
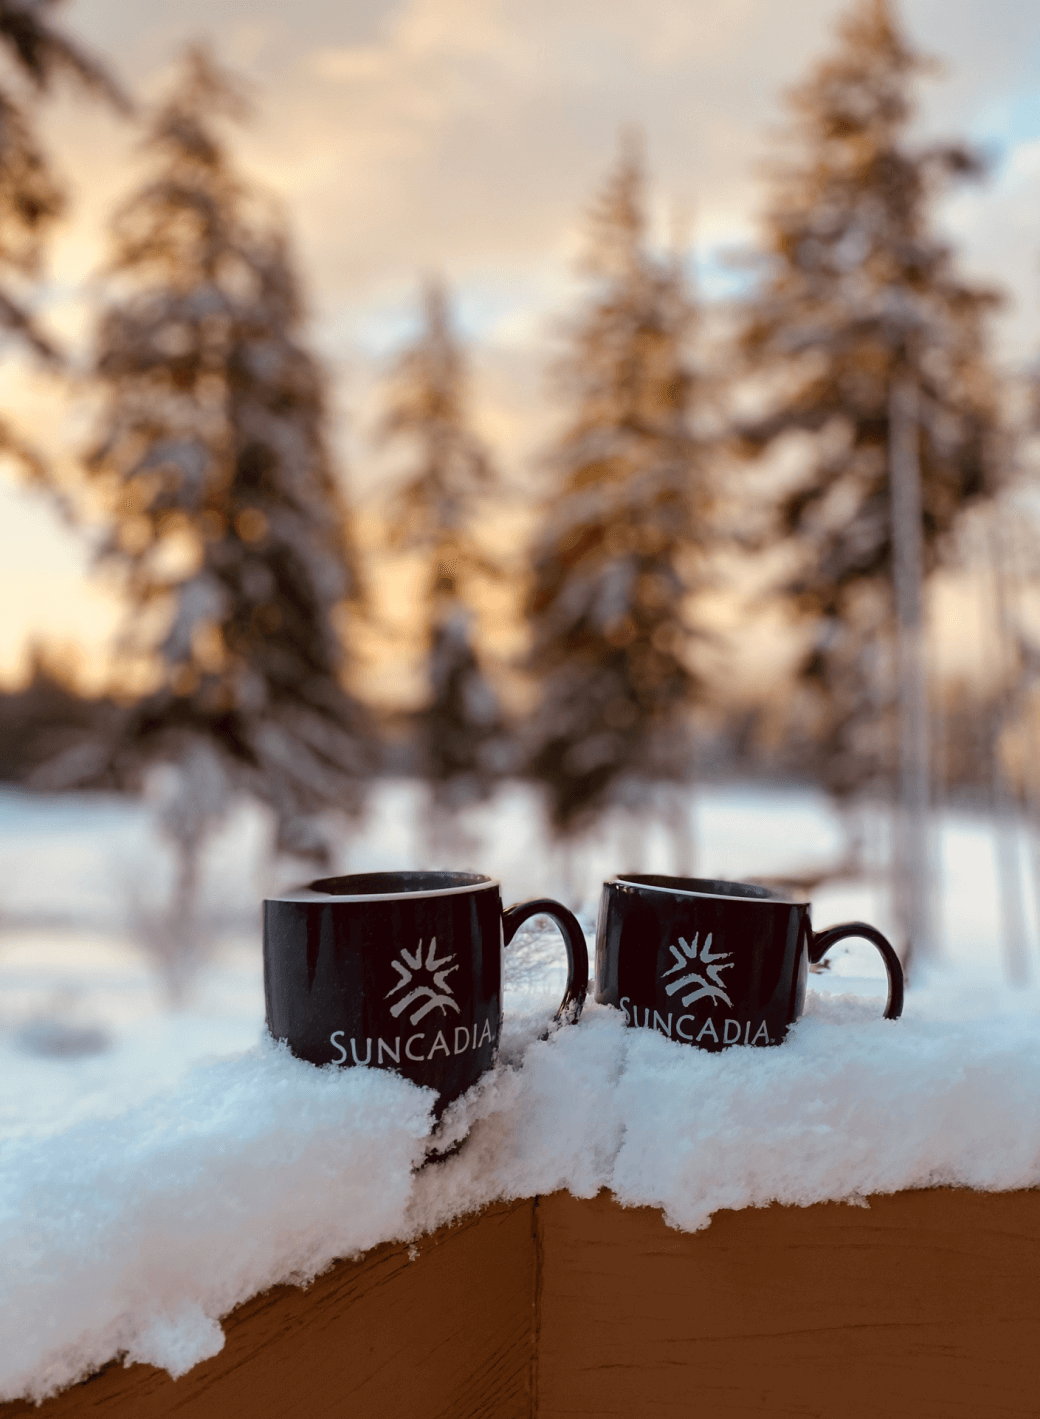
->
[988, 518, 1031, 986]
[555, 836, 582, 913]
[150, 744, 227, 1006]
[888, 378, 933, 971]
[993, 796, 1029, 986]
[1020, 686, 1040, 969]
[168, 832, 202, 1005]
[618, 810, 645, 876]
[423, 791, 478, 870]
[662, 782, 695, 878]
[172, 832, 201, 928]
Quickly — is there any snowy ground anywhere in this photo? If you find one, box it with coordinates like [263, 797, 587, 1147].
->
[3, 778, 1040, 1400]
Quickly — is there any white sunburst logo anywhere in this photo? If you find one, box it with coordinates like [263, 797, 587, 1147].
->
[385, 938, 461, 1026]
[661, 932, 734, 1009]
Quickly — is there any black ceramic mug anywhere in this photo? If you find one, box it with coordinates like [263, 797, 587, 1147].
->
[595, 874, 903, 1050]
[264, 871, 589, 1110]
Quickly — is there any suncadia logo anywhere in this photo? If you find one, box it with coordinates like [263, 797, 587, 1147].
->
[385, 938, 460, 1025]
[661, 932, 734, 1009]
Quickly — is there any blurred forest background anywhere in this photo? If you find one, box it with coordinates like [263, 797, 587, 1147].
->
[3, 0, 1040, 1012]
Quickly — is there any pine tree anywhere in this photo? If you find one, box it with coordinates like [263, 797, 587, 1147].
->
[381, 279, 507, 856]
[525, 139, 708, 850]
[81, 49, 370, 997]
[737, 0, 1002, 962]
[0, 0, 126, 476]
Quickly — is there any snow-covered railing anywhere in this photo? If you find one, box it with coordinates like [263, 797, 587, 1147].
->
[4, 983, 1040, 1410]
[4, 1187, 1040, 1419]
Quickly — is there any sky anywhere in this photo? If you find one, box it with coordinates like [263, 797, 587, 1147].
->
[2, 0, 1040, 692]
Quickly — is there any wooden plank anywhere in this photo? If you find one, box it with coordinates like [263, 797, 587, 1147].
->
[536, 1187, 1040, 1418]
[9, 1186, 1040, 1418]
[0, 1197, 536, 1419]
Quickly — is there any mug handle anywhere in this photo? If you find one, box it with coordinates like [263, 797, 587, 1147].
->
[808, 922, 904, 1020]
[502, 898, 589, 1022]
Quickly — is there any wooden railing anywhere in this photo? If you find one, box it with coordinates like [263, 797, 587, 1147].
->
[4, 1186, 1040, 1417]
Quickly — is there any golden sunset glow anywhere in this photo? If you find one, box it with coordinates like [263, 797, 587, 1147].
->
[2, 0, 1039, 698]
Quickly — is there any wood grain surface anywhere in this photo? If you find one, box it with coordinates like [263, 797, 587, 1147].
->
[4, 1187, 1040, 1418]
[536, 1188, 1040, 1418]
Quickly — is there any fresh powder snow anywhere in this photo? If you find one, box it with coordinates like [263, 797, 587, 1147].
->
[2, 779, 1039, 1402]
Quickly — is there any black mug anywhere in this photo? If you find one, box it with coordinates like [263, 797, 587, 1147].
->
[595, 874, 903, 1050]
[264, 871, 589, 1111]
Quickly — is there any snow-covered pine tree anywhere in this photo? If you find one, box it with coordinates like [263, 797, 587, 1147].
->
[525, 138, 707, 855]
[380, 279, 506, 857]
[736, 0, 1002, 965]
[82, 48, 370, 997]
[0, 0, 126, 477]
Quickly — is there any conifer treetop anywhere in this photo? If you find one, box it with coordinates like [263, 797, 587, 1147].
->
[527, 138, 707, 834]
[737, 0, 1003, 797]
[741, 0, 1001, 596]
[786, 0, 922, 143]
[107, 46, 254, 293]
[381, 277, 507, 810]
[552, 135, 697, 458]
[382, 277, 496, 594]
[80, 46, 369, 851]
[748, 0, 997, 382]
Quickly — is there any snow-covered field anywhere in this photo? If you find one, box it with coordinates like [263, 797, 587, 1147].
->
[2, 778, 1040, 1401]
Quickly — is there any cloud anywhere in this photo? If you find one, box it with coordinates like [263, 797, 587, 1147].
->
[39, 0, 1040, 356]
[937, 135, 1040, 364]
[4, 0, 1040, 672]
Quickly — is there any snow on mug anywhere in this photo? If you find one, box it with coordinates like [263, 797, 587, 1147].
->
[264, 871, 588, 1111]
[595, 874, 903, 1050]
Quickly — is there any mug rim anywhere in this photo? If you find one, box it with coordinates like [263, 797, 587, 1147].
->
[266, 870, 500, 905]
[607, 873, 804, 906]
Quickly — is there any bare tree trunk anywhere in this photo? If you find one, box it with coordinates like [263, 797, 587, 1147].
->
[172, 833, 201, 926]
[889, 378, 933, 971]
[988, 517, 1031, 986]
[1011, 532, 1040, 978]
[557, 836, 580, 911]
[1007, 503, 1040, 939]
[421, 796, 446, 869]
[422, 794, 476, 870]
[1019, 627, 1040, 957]
[663, 781, 695, 877]
[144, 742, 227, 1006]
[168, 831, 203, 1005]
[993, 795, 1029, 986]
[619, 809, 645, 875]
[1023, 773, 1040, 970]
